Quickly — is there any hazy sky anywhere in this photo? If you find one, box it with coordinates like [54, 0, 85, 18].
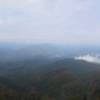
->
[0, 0, 99, 44]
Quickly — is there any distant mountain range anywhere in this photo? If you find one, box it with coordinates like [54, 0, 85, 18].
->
[0, 44, 100, 100]
[0, 43, 100, 61]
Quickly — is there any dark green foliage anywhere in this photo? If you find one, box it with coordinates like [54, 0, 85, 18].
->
[0, 59, 100, 100]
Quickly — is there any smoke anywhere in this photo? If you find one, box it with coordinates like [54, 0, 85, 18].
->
[74, 54, 100, 64]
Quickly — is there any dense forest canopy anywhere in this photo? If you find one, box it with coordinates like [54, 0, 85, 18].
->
[0, 44, 100, 100]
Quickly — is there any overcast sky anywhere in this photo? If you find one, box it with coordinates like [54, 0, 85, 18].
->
[0, 0, 99, 44]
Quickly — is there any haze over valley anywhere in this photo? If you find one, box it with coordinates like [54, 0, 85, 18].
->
[0, 0, 100, 99]
[0, 43, 99, 100]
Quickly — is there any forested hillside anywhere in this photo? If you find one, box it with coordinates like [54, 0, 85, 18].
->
[0, 57, 100, 100]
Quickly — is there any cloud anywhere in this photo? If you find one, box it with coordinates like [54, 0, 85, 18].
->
[75, 54, 100, 64]
[0, 0, 99, 43]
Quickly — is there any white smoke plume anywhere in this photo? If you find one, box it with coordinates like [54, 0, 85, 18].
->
[74, 54, 100, 64]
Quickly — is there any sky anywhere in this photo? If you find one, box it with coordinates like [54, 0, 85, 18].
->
[0, 0, 100, 44]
